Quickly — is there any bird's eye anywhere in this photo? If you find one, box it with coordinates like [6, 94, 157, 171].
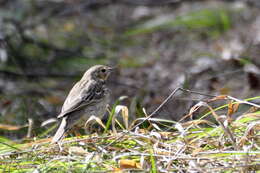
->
[101, 69, 106, 73]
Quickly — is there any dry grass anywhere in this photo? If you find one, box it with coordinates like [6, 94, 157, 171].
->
[0, 92, 260, 172]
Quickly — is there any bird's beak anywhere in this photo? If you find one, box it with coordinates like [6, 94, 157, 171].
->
[106, 66, 115, 73]
[107, 67, 115, 71]
[103, 66, 114, 80]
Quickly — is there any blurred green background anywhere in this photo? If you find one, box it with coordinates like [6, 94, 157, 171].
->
[1, 0, 260, 140]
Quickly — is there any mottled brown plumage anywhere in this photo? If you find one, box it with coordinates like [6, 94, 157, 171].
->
[52, 65, 112, 143]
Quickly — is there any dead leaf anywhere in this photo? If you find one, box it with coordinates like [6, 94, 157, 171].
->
[119, 159, 142, 169]
[182, 119, 215, 127]
[192, 147, 203, 156]
[69, 146, 88, 156]
[85, 116, 106, 129]
[113, 105, 129, 133]
[112, 167, 123, 173]
[159, 132, 171, 139]
[179, 102, 205, 122]
[227, 101, 239, 119]
[207, 95, 227, 102]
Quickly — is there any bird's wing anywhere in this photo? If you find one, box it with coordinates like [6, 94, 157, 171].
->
[57, 80, 105, 119]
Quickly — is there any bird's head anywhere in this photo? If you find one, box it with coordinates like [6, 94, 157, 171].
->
[83, 65, 113, 82]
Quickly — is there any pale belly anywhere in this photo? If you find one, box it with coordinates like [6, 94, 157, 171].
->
[75, 91, 110, 127]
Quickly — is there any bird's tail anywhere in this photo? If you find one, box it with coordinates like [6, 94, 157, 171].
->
[51, 117, 68, 143]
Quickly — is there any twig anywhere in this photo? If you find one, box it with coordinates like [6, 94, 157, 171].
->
[201, 101, 238, 150]
[178, 88, 217, 98]
[130, 87, 181, 131]
[104, 87, 215, 149]
[131, 87, 215, 131]
[227, 95, 260, 108]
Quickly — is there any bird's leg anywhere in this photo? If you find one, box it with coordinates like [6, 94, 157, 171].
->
[58, 141, 63, 152]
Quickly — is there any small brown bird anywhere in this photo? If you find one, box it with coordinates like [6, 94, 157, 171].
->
[51, 65, 113, 143]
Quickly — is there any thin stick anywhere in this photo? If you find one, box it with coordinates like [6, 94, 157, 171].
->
[179, 88, 217, 98]
[104, 87, 215, 149]
[130, 87, 180, 131]
[227, 95, 260, 108]
[131, 87, 215, 131]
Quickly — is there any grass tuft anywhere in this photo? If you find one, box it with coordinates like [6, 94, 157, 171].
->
[0, 95, 260, 172]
